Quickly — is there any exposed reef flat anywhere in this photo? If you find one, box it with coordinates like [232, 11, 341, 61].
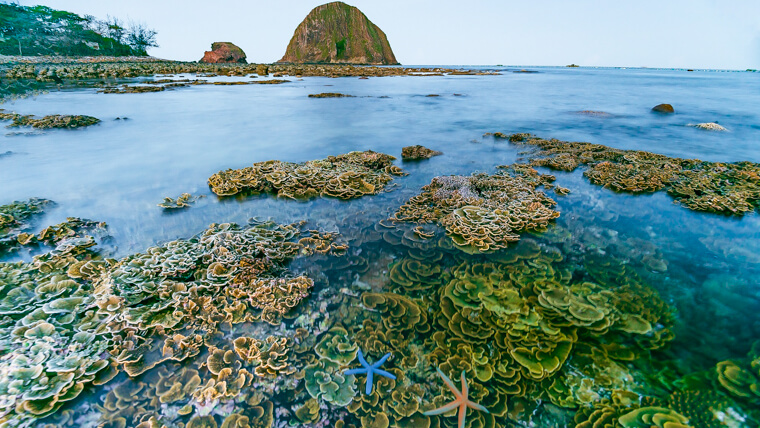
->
[0, 110, 100, 129]
[2, 61, 498, 80]
[207, 151, 405, 199]
[501, 133, 760, 215]
[1, 61, 500, 102]
[308, 92, 355, 98]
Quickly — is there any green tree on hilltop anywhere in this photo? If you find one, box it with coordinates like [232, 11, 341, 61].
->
[0, 2, 158, 56]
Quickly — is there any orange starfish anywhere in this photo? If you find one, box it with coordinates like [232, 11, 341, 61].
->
[423, 367, 489, 428]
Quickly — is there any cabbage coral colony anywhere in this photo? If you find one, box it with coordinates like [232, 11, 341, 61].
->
[1, 136, 759, 428]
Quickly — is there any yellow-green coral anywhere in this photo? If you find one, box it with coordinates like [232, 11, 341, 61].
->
[207, 151, 405, 200]
[0, 110, 100, 129]
[506, 133, 760, 215]
[392, 165, 560, 253]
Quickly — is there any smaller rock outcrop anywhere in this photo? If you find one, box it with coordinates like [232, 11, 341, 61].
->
[200, 42, 247, 64]
[652, 104, 675, 113]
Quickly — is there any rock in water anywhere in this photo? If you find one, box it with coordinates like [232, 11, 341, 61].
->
[692, 122, 728, 131]
[200, 42, 247, 64]
[279, 1, 398, 65]
[652, 103, 675, 113]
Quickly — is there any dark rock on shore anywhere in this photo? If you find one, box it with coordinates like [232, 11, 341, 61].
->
[200, 42, 247, 64]
[652, 103, 675, 113]
[279, 2, 398, 65]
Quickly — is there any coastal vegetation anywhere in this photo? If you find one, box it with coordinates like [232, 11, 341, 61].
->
[0, 3, 157, 56]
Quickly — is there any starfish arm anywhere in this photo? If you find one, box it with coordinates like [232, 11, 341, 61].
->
[422, 400, 461, 416]
[460, 371, 468, 398]
[356, 349, 368, 367]
[373, 368, 396, 380]
[436, 367, 462, 398]
[372, 352, 392, 368]
[343, 368, 367, 376]
[466, 400, 489, 413]
[458, 403, 467, 428]
[365, 369, 374, 395]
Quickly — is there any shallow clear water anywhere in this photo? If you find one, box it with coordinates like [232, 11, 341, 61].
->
[2, 67, 760, 427]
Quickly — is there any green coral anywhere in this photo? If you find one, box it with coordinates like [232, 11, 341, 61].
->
[316, 327, 359, 365]
[304, 359, 357, 406]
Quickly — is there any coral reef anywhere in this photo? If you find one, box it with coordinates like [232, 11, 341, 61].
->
[208, 151, 406, 199]
[505, 133, 760, 215]
[391, 165, 560, 252]
[98, 85, 165, 94]
[0, 215, 348, 427]
[0, 198, 53, 256]
[308, 93, 356, 98]
[0, 109, 100, 128]
[157, 193, 203, 209]
[401, 145, 443, 161]
[344, 238, 679, 428]
[0, 231, 117, 426]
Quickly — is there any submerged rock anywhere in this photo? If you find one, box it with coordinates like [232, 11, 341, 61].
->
[401, 145, 442, 160]
[691, 122, 728, 131]
[652, 103, 675, 113]
[308, 92, 355, 98]
[574, 110, 613, 117]
[279, 1, 398, 65]
[199, 42, 247, 64]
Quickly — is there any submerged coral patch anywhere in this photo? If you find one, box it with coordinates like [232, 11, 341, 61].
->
[392, 164, 560, 252]
[506, 133, 760, 215]
[0, 215, 347, 427]
[0, 109, 100, 129]
[308, 92, 355, 98]
[157, 193, 203, 209]
[0, 198, 54, 256]
[401, 145, 442, 160]
[208, 151, 406, 199]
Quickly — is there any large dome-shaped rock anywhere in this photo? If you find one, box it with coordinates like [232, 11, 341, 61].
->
[279, 2, 398, 65]
[200, 42, 247, 64]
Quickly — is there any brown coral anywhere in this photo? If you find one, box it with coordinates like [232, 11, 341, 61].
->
[207, 151, 405, 200]
[392, 165, 560, 252]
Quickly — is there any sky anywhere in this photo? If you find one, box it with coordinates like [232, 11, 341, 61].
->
[16, 0, 760, 69]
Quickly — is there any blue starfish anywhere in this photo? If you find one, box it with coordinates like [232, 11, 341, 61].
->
[423, 367, 489, 428]
[343, 349, 396, 395]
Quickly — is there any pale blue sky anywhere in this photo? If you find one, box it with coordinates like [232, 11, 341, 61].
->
[18, 0, 760, 69]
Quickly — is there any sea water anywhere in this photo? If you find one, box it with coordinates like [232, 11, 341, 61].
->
[1, 66, 759, 427]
